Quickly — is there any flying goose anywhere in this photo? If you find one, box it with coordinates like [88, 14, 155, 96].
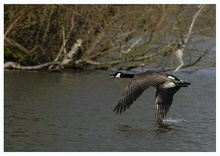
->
[110, 71, 191, 123]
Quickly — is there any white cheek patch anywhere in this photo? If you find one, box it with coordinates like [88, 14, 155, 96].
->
[115, 73, 121, 78]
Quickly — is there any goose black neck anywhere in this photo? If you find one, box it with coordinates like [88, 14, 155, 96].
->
[121, 74, 135, 78]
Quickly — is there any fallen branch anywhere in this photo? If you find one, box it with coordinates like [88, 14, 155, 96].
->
[4, 61, 60, 70]
[4, 39, 82, 71]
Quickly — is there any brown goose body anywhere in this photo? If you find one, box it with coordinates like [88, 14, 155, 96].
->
[110, 71, 191, 123]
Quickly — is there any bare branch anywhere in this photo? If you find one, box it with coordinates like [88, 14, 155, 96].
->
[183, 4, 206, 46]
[4, 11, 26, 38]
[173, 49, 184, 72]
[174, 4, 206, 72]
[5, 37, 29, 54]
[60, 39, 82, 66]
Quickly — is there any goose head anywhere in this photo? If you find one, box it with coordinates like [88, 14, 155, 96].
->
[110, 72, 122, 79]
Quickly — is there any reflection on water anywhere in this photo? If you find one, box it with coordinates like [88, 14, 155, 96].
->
[118, 123, 177, 134]
[118, 124, 145, 133]
[4, 68, 216, 151]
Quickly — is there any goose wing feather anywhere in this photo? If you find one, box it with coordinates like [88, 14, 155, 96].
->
[114, 72, 170, 113]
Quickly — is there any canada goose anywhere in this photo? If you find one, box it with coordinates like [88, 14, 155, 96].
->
[110, 71, 191, 123]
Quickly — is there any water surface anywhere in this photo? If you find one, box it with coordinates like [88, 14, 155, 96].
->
[4, 68, 216, 151]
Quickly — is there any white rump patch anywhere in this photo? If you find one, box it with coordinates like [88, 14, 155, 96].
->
[168, 75, 175, 80]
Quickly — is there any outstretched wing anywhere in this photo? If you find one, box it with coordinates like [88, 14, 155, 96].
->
[155, 87, 180, 122]
[114, 72, 170, 113]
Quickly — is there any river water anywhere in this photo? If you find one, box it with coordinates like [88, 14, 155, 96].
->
[4, 67, 216, 152]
